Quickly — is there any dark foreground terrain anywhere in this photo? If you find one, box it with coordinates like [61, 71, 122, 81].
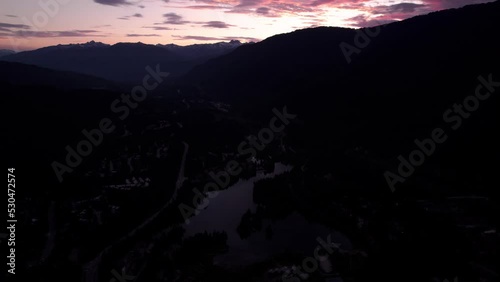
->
[2, 1, 500, 282]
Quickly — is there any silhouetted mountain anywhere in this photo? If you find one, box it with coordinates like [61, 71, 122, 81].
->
[182, 1, 499, 142]
[181, 26, 356, 94]
[180, 0, 500, 190]
[182, 1, 500, 104]
[0, 49, 15, 57]
[0, 61, 117, 90]
[157, 40, 248, 59]
[0, 40, 244, 83]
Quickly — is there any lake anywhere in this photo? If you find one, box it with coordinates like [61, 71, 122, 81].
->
[184, 162, 352, 266]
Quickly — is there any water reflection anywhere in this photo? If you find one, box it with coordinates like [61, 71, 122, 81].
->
[184, 163, 351, 266]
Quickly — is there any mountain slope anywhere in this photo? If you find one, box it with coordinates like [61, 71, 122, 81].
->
[1, 40, 245, 83]
[0, 61, 117, 90]
[0, 49, 15, 57]
[179, 0, 500, 183]
[181, 0, 500, 104]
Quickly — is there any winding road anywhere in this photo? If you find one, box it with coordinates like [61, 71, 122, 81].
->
[83, 142, 189, 282]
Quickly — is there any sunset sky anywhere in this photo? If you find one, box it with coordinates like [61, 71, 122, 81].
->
[0, 0, 493, 50]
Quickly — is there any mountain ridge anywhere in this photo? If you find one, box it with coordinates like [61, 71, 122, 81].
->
[0, 40, 246, 83]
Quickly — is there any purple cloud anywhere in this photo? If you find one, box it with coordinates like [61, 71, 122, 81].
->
[118, 13, 143, 20]
[143, 25, 173, 30]
[172, 34, 259, 42]
[12, 29, 105, 38]
[256, 7, 270, 14]
[164, 13, 189, 25]
[202, 21, 234, 28]
[94, 0, 132, 6]
[372, 3, 429, 14]
[0, 22, 30, 29]
[127, 33, 160, 37]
